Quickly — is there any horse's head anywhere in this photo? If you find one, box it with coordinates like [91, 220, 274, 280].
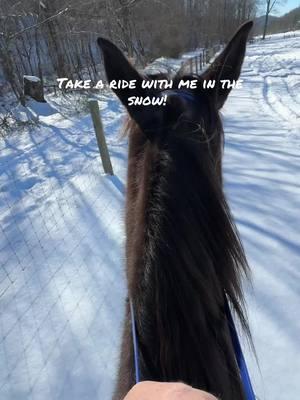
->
[99, 23, 254, 399]
[97, 21, 252, 183]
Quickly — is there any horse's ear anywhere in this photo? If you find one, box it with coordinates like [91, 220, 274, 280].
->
[202, 20, 253, 109]
[97, 38, 144, 105]
[97, 38, 160, 138]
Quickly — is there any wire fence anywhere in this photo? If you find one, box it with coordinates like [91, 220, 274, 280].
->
[178, 45, 222, 76]
[0, 100, 126, 399]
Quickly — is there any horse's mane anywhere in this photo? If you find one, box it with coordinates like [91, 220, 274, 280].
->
[124, 109, 252, 399]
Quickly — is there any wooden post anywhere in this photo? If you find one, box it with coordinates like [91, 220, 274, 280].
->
[199, 54, 202, 70]
[88, 99, 114, 175]
[205, 49, 209, 64]
[23, 75, 46, 102]
[189, 58, 193, 73]
[179, 61, 185, 75]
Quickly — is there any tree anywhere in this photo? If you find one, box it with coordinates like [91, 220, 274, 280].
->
[0, 0, 259, 102]
[262, 0, 286, 39]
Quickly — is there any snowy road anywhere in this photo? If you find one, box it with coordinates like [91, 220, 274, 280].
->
[0, 32, 299, 399]
[223, 33, 300, 400]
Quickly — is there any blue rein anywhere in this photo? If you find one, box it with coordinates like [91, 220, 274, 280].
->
[129, 299, 140, 384]
[225, 300, 256, 400]
[129, 297, 255, 399]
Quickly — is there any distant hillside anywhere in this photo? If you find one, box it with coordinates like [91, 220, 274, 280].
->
[254, 7, 300, 36]
[254, 14, 279, 33]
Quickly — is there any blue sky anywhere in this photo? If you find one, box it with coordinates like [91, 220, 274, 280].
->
[273, 0, 299, 15]
[257, 1, 299, 18]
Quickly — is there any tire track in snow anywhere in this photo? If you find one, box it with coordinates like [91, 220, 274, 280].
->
[246, 40, 300, 145]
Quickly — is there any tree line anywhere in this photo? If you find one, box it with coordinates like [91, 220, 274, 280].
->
[0, 0, 258, 102]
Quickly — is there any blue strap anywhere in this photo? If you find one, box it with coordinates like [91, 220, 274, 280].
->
[225, 299, 256, 400]
[130, 299, 140, 384]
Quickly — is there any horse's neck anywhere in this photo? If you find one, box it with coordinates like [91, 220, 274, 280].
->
[124, 129, 248, 399]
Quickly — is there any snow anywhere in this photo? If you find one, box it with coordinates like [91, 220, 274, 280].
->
[24, 76, 41, 83]
[144, 47, 205, 75]
[223, 34, 300, 400]
[254, 30, 300, 41]
[0, 32, 300, 399]
[144, 56, 184, 74]
[0, 92, 127, 399]
[14, 100, 58, 123]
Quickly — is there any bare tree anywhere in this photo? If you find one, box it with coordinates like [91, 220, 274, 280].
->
[262, 0, 286, 39]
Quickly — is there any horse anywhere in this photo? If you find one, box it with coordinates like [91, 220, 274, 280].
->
[98, 20, 254, 400]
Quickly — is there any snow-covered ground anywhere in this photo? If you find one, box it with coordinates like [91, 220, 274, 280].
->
[0, 32, 299, 400]
[223, 33, 300, 399]
[0, 92, 128, 400]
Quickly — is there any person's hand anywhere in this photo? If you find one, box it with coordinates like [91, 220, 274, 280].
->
[123, 381, 217, 400]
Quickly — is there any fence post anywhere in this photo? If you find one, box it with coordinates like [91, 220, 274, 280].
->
[206, 49, 209, 64]
[195, 56, 199, 74]
[189, 58, 193, 73]
[88, 99, 114, 175]
[180, 60, 185, 74]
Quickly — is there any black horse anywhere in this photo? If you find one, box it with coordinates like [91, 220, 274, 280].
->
[98, 20, 253, 400]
